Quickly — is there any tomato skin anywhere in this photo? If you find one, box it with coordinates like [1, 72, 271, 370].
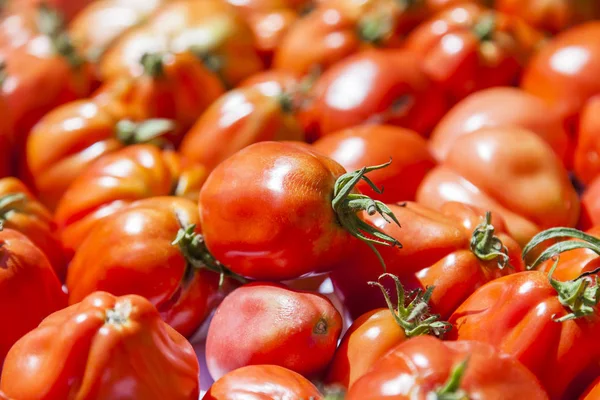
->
[580, 179, 600, 230]
[331, 201, 522, 319]
[574, 96, 600, 184]
[206, 282, 342, 380]
[406, 3, 543, 103]
[240, 69, 302, 93]
[347, 336, 549, 400]
[313, 125, 436, 203]
[449, 271, 600, 399]
[8, 0, 96, 23]
[0, 228, 66, 366]
[0, 94, 13, 179]
[0, 178, 67, 280]
[0, 291, 199, 400]
[55, 144, 207, 255]
[301, 49, 448, 141]
[180, 86, 305, 172]
[204, 365, 324, 400]
[417, 127, 579, 246]
[430, 87, 572, 167]
[582, 376, 600, 400]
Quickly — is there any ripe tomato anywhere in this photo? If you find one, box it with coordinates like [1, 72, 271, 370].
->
[0, 81, 13, 179]
[55, 144, 207, 255]
[99, 0, 263, 87]
[9, 0, 96, 23]
[574, 95, 600, 184]
[312, 124, 436, 203]
[239, 68, 302, 92]
[0, 228, 66, 366]
[429, 87, 572, 167]
[67, 197, 237, 337]
[326, 274, 450, 388]
[204, 365, 324, 399]
[347, 336, 549, 399]
[331, 201, 523, 319]
[495, 0, 600, 34]
[205, 282, 342, 380]
[0, 177, 67, 280]
[581, 178, 600, 230]
[417, 127, 579, 246]
[405, 3, 544, 103]
[0, 291, 199, 400]
[199, 141, 402, 281]
[301, 49, 447, 141]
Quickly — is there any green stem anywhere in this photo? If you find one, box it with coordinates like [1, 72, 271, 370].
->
[36, 4, 83, 68]
[115, 119, 176, 147]
[140, 53, 164, 77]
[473, 13, 496, 42]
[0, 193, 27, 221]
[435, 358, 470, 400]
[469, 211, 510, 269]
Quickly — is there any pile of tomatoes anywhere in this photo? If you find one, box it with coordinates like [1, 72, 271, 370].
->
[3, 0, 600, 398]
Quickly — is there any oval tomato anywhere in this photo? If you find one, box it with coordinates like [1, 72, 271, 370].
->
[331, 201, 523, 319]
[0, 291, 199, 400]
[0, 75, 13, 179]
[312, 124, 436, 203]
[199, 141, 402, 281]
[55, 144, 207, 255]
[429, 87, 572, 167]
[574, 95, 600, 184]
[0, 228, 66, 366]
[205, 282, 342, 380]
[301, 49, 447, 141]
[405, 3, 544, 103]
[204, 365, 324, 400]
[580, 177, 600, 230]
[347, 336, 549, 400]
[417, 127, 579, 246]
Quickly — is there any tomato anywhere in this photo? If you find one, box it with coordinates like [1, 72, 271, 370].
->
[495, 0, 600, 34]
[199, 141, 402, 281]
[326, 274, 450, 388]
[239, 69, 302, 93]
[8, 0, 96, 23]
[206, 282, 342, 380]
[204, 365, 324, 399]
[0, 78, 13, 179]
[55, 144, 207, 255]
[574, 95, 600, 184]
[347, 336, 549, 400]
[99, 0, 264, 87]
[582, 376, 600, 400]
[301, 49, 447, 141]
[429, 87, 572, 167]
[581, 177, 600, 230]
[0, 228, 66, 366]
[312, 124, 436, 203]
[417, 127, 579, 246]
[405, 3, 544, 103]
[180, 86, 305, 172]
[331, 201, 523, 319]
[0, 291, 199, 400]
[521, 22, 600, 133]
[0, 177, 67, 280]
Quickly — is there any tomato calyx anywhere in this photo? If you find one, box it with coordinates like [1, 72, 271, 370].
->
[0, 193, 27, 221]
[140, 53, 165, 77]
[332, 160, 402, 268]
[358, 13, 394, 44]
[469, 211, 510, 269]
[190, 48, 231, 89]
[105, 299, 133, 325]
[472, 13, 496, 42]
[115, 119, 176, 148]
[368, 273, 451, 338]
[36, 4, 84, 68]
[434, 358, 470, 400]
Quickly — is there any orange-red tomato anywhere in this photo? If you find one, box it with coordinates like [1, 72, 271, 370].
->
[331, 201, 523, 319]
[581, 178, 600, 230]
[429, 87, 572, 167]
[405, 3, 544, 103]
[312, 124, 436, 203]
[0, 228, 66, 366]
[574, 95, 600, 184]
[301, 49, 447, 141]
[204, 365, 324, 400]
[417, 127, 579, 246]
[205, 282, 342, 380]
[0, 86, 13, 179]
[99, 0, 264, 87]
[0, 178, 67, 280]
[55, 144, 207, 256]
[0, 291, 200, 400]
[347, 336, 549, 400]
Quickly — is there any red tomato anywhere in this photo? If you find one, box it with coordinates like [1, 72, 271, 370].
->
[239, 68, 302, 93]
[429, 87, 572, 167]
[347, 336, 549, 399]
[0, 177, 67, 280]
[405, 3, 544, 102]
[312, 124, 436, 203]
[582, 376, 600, 400]
[199, 141, 402, 281]
[580, 178, 600, 230]
[180, 86, 305, 172]
[417, 127, 579, 246]
[331, 201, 523, 319]
[99, 0, 264, 87]
[0, 228, 66, 366]
[301, 49, 447, 141]
[206, 282, 342, 380]
[0, 81, 13, 179]
[574, 95, 600, 184]
[326, 274, 450, 388]
[55, 144, 207, 255]
[204, 365, 324, 399]
[0, 291, 199, 400]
